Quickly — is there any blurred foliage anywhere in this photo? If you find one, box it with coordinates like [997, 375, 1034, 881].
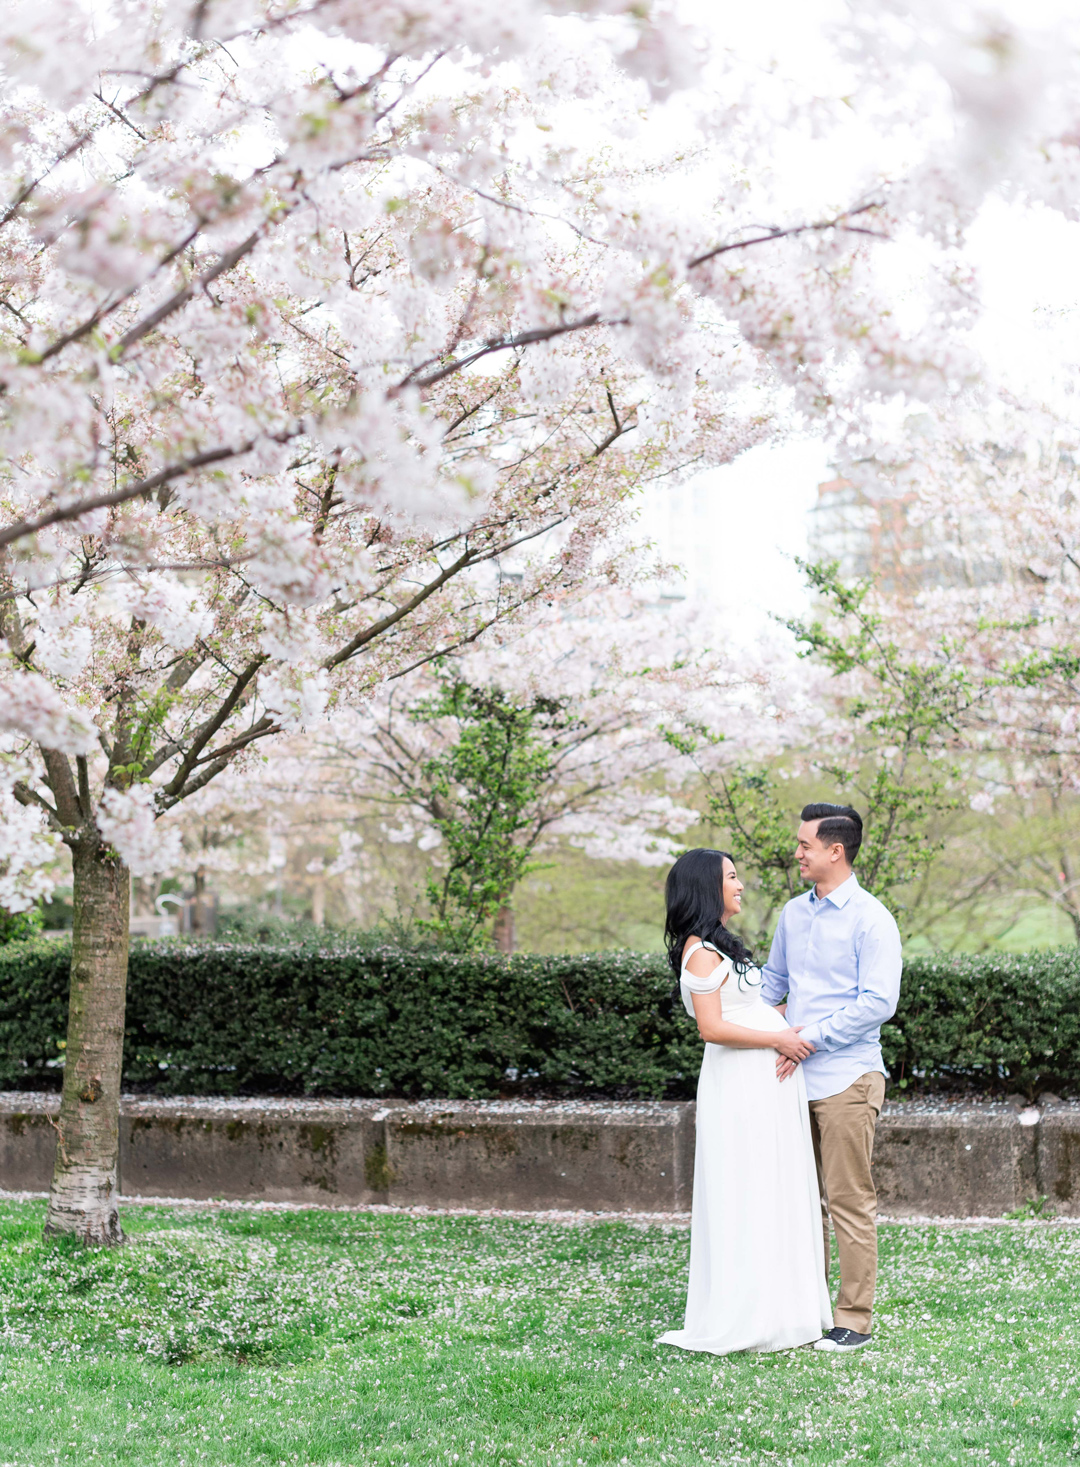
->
[0, 907, 43, 945]
[514, 839, 668, 954]
[783, 561, 973, 916]
[38, 889, 73, 931]
[698, 765, 806, 950]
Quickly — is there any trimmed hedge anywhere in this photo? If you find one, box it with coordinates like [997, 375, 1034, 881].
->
[882, 950, 1080, 1099]
[0, 940, 698, 1100]
[1, 939, 1078, 1100]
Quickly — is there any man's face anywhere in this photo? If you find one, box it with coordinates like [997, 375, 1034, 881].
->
[795, 820, 840, 886]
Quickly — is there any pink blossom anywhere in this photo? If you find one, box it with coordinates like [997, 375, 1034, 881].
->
[0, 670, 96, 755]
[96, 787, 182, 878]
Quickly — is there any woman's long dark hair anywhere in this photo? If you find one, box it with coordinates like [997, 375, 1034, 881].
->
[664, 848, 755, 980]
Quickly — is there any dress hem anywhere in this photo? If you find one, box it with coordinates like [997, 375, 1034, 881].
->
[656, 1326, 827, 1356]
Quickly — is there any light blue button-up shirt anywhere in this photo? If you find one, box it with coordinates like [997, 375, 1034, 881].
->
[760, 872, 902, 1102]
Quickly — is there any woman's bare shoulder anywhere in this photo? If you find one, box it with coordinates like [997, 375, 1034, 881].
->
[682, 936, 727, 983]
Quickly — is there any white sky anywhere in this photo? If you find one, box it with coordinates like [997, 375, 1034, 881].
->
[640, 438, 831, 634]
[646, 191, 1080, 635]
[640, 0, 1080, 640]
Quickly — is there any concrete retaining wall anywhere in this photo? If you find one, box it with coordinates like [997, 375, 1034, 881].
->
[2, 1093, 1078, 1217]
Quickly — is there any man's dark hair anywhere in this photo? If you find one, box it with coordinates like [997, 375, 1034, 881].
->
[801, 802, 863, 866]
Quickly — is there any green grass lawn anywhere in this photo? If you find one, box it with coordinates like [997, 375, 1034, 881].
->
[0, 1201, 1077, 1467]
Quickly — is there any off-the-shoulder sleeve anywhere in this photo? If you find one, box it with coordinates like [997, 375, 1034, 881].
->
[679, 953, 733, 1016]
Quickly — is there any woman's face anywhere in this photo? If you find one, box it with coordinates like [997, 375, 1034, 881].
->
[721, 857, 744, 922]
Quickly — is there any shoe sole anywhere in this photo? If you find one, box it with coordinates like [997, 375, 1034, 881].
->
[813, 1339, 871, 1352]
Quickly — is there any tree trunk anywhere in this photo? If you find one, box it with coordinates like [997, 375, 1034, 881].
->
[493, 904, 516, 953]
[44, 842, 130, 1245]
[191, 865, 217, 935]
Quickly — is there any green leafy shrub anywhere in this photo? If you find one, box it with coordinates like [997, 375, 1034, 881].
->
[882, 950, 1080, 1099]
[0, 939, 69, 1085]
[0, 940, 695, 1099]
[2, 940, 1078, 1100]
[0, 907, 43, 944]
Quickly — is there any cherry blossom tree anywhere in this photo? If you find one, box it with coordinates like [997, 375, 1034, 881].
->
[297, 592, 742, 949]
[840, 400, 1080, 940]
[0, 0, 823, 1246]
[148, 589, 772, 941]
[4, 0, 1076, 1246]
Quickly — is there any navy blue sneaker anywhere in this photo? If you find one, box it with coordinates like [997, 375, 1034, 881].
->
[814, 1327, 872, 1352]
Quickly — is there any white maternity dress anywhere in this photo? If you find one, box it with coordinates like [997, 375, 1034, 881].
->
[658, 942, 832, 1355]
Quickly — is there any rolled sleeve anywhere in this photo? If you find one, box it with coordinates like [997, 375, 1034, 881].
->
[759, 912, 790, 1007]
[798, 1020, 826, 1050]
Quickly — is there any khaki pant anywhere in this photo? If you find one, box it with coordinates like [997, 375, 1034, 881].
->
[808, 1072, 886, 1335]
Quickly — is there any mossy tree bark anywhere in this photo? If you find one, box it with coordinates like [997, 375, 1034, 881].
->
[43, 838, 130, 1245]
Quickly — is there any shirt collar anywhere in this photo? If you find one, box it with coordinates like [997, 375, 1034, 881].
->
[809, 872, 859, 909]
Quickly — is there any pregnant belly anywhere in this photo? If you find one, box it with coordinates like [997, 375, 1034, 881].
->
[722, 997, 788, 1032]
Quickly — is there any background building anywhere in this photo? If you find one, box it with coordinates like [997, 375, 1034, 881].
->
[808, 470, 1001, 595]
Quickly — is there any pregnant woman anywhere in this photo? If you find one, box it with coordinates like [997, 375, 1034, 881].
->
[658, 848, 832, 1355]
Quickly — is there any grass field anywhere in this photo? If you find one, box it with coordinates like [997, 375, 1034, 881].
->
[0, 1200, 1077, 1467]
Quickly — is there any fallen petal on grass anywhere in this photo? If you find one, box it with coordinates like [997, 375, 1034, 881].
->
[0, 1199, 1077, 1465]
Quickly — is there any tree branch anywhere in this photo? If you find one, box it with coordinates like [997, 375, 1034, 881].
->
[160, 655, 267, 799]
[442, 381, 505, 439]
[1, 51, 208, 229]
[12, 780, 64, 834]
[111, 227, 263, 360]
[94, 90, 148, 142]
[0, 131, 99, 229]
[324, 548, 477, 669]
[39, 749, 82, 829]
[385, 569, 566, 682]
[394, 314, 622, 395]
[159, 718, 279, 807]
[75, 755, 92, 819]
[189, 718, 276, 768]
[158, 756, 233, 808]
[0, 430, 300, 551]
[687, 201, 885, 271]
[34, 225, 202, 366]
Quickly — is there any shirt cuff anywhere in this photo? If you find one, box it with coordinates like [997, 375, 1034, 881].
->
[799, 1022, 827, 1051]
[759, 977, 787, 1006]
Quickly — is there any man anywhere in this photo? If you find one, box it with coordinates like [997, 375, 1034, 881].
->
[761, 802, 902, 1354]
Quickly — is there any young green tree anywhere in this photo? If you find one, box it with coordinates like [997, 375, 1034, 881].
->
[410, 680, 565, 951]
[699, 764, 805, 949]
[691, 562, 980, 941]
[786, 561, 975, 902]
